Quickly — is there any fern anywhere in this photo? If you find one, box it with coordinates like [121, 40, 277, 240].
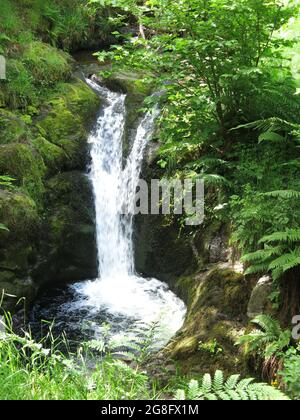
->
[242, 246, 283, 263]
[236, 315, 291, 359]
[233, 117, 298, 133]
[243, 228, 300, 280]
[263, 190, 300, 199]
[259, 229, 300, 244]
[258, 132, 286, 143]
[176, 370, 289, 400]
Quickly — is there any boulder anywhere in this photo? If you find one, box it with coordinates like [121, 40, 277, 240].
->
[247, 275, 273, 319]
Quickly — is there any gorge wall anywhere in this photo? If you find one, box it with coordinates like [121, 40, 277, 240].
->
[0, 31, 262, 378]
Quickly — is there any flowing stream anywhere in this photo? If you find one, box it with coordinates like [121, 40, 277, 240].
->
[30, 80, 186, 349]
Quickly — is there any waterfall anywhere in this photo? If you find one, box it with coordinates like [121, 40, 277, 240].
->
[30, 80, 186, 347]
[87, 81, 158, 279]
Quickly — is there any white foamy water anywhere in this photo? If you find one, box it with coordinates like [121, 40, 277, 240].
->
[67, 80, 186, 346]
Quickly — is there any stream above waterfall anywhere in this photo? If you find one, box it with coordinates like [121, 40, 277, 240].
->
[29, 80, 186, 350]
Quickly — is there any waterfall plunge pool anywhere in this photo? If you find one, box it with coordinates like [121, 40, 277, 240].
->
[29, 80, 186, 352]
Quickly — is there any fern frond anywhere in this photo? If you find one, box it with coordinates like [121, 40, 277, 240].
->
[242, 246, 283, 263]
[244, 261, 270, 275]
[201, 373, 212, 394]
[268, 248, 300, 272]
[198, 173, 230, 186]
[188, 379, 201, 400]
[174, 389, 186, 400]
[232, 117, 297, 133]
[258, 132, 285, 143]
[264, 190, 300, 199]
[175, 371, 290, 400]
[213, 370, 224, 392]
[225, 374, 240, 390]
[259, 229, 300, 244]
[251, 315, 281, 337]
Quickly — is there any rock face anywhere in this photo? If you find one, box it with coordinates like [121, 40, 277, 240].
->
[247, 275, 273, 319]
[0, 78, 100, 310]
[160, 264, 251, 376]
[33, 171, 97, 286]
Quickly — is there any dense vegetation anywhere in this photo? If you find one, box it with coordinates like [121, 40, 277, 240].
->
[1, 0, 300, 401]
[95, 0, 300, 399]
[99, 0, 300, 309]
[0, 315, 289, 400]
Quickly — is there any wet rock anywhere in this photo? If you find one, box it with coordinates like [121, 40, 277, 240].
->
[247, 275, 273, 319]
[33, 171, 97, 285]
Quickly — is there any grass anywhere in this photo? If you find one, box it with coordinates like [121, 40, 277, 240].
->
[0, 312, 293, 401]
[0, 315, 157, 400]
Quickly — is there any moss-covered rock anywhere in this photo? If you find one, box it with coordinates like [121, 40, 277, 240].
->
[0, 190, 40, 243]
[36, 80, 99, 170]
[22, 41, 72, 88]
[0, 143, 45, 202]
[0, 110, 29, 144]
[104, 71, 153, 99]
[162, 264, 251, 376]
[0, 190, 40, 309]
[31, 136, 65, 175]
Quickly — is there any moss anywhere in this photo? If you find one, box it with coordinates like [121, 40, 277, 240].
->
[54, 81, 100, 122]
[22, 41, 72, 87]
[0, 190, 40, 243]
[31, 136, 65, 174]
[105, 71, 153, 98]
[0, 143, 45, 202]
[0, 109, 29, 144]
[37, 80, 99, 169]
[1, 59, 36, 109]
[46, 171, 95, 243]
[192, 268, 249, 317]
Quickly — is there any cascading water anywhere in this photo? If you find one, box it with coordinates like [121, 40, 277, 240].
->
[30, 80, 186, 348]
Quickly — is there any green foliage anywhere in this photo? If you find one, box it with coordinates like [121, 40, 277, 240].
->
[1, 60, 36, 109]
[0, 143, 45, 202]
[0, 314, 291, 400]
[0, 317, 152, 400]
[280, 344, 300, 399]
[175, 370, 289, 400]
[85, 320, 162, 365]
[100, 2, 300, 281]
[236, 315, 292, 359]
[198, 339, 223, 356]
[242, 230, 300, 280]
